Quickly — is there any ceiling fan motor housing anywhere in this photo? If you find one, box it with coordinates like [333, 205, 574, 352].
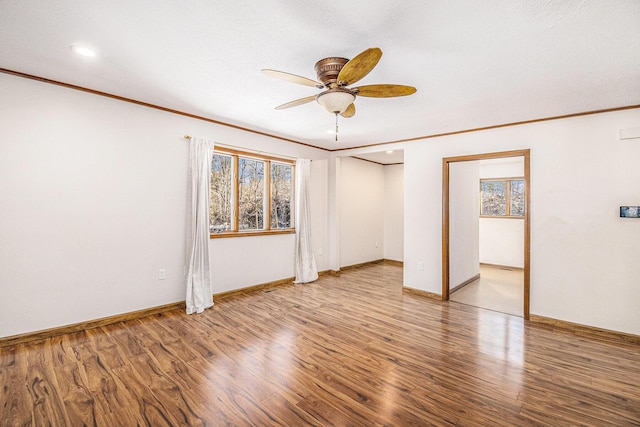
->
[314, 57, 349, 85]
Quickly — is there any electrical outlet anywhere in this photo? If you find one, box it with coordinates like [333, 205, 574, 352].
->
[158, 269, 166, 280]
[318, 247, 323, 256]
[418, 262, 424, 271]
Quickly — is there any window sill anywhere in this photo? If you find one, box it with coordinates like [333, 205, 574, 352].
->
[479, 215, 525, 220]
[210, 229, 295, 239]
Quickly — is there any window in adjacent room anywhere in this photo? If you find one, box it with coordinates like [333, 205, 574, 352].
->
[210, 147, 294, 237]
[480, 178, 525, 218]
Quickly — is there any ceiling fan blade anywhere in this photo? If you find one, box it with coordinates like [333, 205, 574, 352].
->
[275, 95, 317, 110]
[340, 103, 356, 118]
[354, 84, 417, 98]
[337, 47, 382, 86]
[262, 69, 322, 88]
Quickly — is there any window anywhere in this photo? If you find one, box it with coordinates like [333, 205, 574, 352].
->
[210, 147, 294, 237]
[210, 153, 233, 232]
[270, 162, 293, 229]
[238, 157, 265, 230]
[480, 178, 525, 218]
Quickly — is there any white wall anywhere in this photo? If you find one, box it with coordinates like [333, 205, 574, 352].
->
[479, 158, 525, 268]
[310, 159, 329, 272]
[479, 157, 524, 178]
[384, 164, 404, 262]
[339, 157, 385, 267]
[0, 74, 328, 338]
[479, 219, 524, 268]
[3, 72, 640, 339]
[449, 161, 480, 287]
[399, 109, 640, 335]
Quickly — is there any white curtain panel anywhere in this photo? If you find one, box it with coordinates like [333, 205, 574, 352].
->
[186, 137, 214, 314]
[294, 158, 319, 283]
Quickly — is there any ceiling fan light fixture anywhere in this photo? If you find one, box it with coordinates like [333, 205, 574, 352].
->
[316, 90, 355, 114]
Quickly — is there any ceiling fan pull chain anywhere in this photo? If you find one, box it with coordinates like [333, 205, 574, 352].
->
[335, 113, 339, 141]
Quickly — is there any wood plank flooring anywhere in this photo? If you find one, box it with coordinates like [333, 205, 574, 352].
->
[2, 264, 640, 426]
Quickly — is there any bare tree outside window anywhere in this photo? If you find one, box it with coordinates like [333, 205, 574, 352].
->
[238, 158, 264, 230]
[481, 181, 507, 216]
[480, 178, 525, 217]
[510, 179, 525, 216]
[210, 154, 233, 233]
[209, 148, 295, 236]
[270, 162, 293, 229]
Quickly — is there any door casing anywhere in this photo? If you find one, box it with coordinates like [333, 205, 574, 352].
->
[442, 149, 530, 319]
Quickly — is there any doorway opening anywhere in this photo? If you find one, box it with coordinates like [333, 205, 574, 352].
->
[442, 150, 530, 319]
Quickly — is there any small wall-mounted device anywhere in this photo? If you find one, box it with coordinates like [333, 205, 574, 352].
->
[620, 206, 640, 218]
[619, 126, 640, 140]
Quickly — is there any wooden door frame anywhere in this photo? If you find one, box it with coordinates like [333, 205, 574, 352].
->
[442, 149, 530, 319]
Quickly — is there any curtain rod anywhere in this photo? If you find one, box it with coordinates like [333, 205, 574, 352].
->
[183, 135, 297, 161]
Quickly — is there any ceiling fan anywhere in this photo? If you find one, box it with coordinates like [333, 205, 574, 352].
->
[262, 47, 416, 139]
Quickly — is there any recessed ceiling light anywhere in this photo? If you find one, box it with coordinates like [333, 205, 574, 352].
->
[70, 45, 96, 57]
[386, 150, 394, 154]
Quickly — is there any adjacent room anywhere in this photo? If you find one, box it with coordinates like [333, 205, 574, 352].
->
[1, 1, 640, 425]
[449, 156, 526, 317]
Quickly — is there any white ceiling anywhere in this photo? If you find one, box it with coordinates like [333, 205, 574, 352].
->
[1, 0, 639, 155]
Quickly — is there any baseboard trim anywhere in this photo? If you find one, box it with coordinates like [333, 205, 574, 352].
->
[450, 273, 481, 293]
[329, 258, 404, 274]
[214, 276, 295, 300]
[0, 301, 185, 348]
[319, 269, 340, 277]
[6, 279, 637, 349]
[529, 314, 640, 345]
[340, 259, 384, 271]
[480, 262, 524, 271]
[0, 275, 299, 348]
[403, 287, 441, 300]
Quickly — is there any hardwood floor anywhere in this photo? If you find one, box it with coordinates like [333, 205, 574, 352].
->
[2, 264, 640, 426]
